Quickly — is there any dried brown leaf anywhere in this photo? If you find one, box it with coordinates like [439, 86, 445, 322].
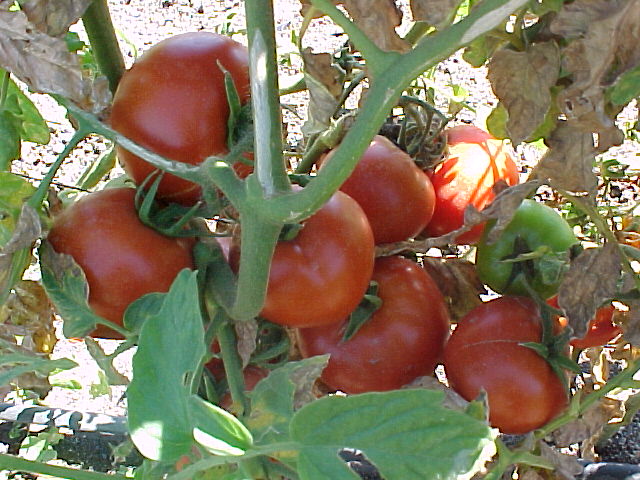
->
[235, 318, 258, 369]
[529, 121, 598, 199]
[410, 0, 462, 29]
[404, 375, 469, 411]
[0, 7, 110, 116]
[343, 0, 409, 53]
[487, 42, 560, 145]
[620, 303, 640, 347]
[551, 397, 621, 447]
[557, 242, 621, 340]
[290, 356, 328, 409]
[422, 257, 486, 321]
[550, 0, 638, 151]
[21, 0, 91, 36]
[538, 443, 583, 480]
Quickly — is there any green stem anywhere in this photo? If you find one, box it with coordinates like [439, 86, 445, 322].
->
[0, 69, 9, 109]
[309, 0, 397, 77]
[216, 313, 249, 415]
[0, 453, 125, 480]
[81, 0, 126, 94]
[403, 22, 433, 45]
[244, 0, 290, 197]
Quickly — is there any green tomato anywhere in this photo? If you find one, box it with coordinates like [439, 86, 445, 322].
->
[476, 199, 578, 299]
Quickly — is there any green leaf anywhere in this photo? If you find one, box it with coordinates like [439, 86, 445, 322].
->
[76, 146, 117, 190]
[291, 389, 496, 480]
[247, 356, 329, 448]
[123, 292, 165, 334]
[85, 337, 130, 386]
[0, 347, 77, 387]
[39, 241, 103, 338]
[3, 77, 50, 145]
[0, 111, 20, 169]
[127, 269, 205, 462]
[607, 64, 640, 106]
[0, 172, 37, 245]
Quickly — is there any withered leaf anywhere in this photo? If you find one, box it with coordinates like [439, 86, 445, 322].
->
[620, 302, 640, 347]
[487, 42, 560, 145]
[550, 0, 638, 151]
[342, 0, 409, 53]
[301, 48, 344, 138]
[557, 242, 621, 340]
[21, 0, 91, 36]
[538, 442, 584, 480]
[0, 7, 110, 116]
[410, 0, 463, 29]
[235, 318, 258, 369]
[529, 121, 598, 199]
[404, 375, 469, 411]
[422, 257, 485, 321]
[551, 397, 621, 447]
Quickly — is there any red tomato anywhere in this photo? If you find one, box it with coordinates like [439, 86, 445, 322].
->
[47, 188, 195, 338]
[110, 32, 250, 205]
[326, 135, 436, 244]
[548, 296, 621, 349]
[297, 256, 450, 394]
[230, 190, 375, 328]
[424, 125, 519, 244]
[443, 296, 568, 434]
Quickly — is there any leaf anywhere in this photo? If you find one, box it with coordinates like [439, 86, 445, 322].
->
[552, 397, 621, 447]
[127, 270, 205, 462]
[247, 356, 329, 447]
[75, 145, 116, 190]
[538, 442, 583, 480]
[607, 64, 640, 106]
[462, 33, 504, 67]
[410, 0, 463, 29]
[487, 42, 560, 145]
[0, 111, 20, 169]
[20, 0, 91, 37]
[291, 389, 496, 480]
[529, 121, 598, 199]
[122, 292, 165, 334]
[0, 172, 36, 247]
[0, 6, 110, 116]
[342, 0, 409, 53]
[557, 243, 621, 340]
[235, 318, 258, 368]
[39, 241, 102, 338]
[84, 337, 129, 386]
[3, 75, 51, 144]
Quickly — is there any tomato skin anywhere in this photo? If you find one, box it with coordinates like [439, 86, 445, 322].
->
[443, 296, 568, 434]
[548, 296, 621, 349]
[47, 188, 195, 338]
[424, 125, 519, 244]
[331, 135, 436, 244]
[230, 190, 374, 328]
[476, 199, 578, 300]
[110, 32, 250, 205]
[297, 256, 450, 394]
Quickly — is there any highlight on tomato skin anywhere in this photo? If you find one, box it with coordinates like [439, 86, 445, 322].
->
[46, 188, 195, 339]
[423, 124, 520, 245]
[297, 255, 450, 394]
[229, 189, 375, 328]
[443, 296, 568, 434]
[326, 135, 436, 244]
[109, 31, 250, 206]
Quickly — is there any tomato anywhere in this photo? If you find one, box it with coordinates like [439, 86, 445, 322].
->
[424, 125, 520, 244]
[230, 190, 374, 328]
[47, 188, 195, 338]
[297, 256, 450, 394]
[476, 199, 578, 300]
[443, 296, 568, 434]
[327, 135, 436, 244]
[110, 32, 250, 206]
[548, 296, 621, 349]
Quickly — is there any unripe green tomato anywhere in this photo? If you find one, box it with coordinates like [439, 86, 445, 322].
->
[476, 199, 578, 299]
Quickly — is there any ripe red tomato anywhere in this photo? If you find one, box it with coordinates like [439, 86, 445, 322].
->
[326, 135, 436, 244]
[297, 256, 450, 394]
[47, 188, 195, 338]
[548, 296, 621, 349]
[110, 32, 250, 206]
[424, 125, 520, 244]
[443, 296, 568, 434]
[230, 190, 375, 328]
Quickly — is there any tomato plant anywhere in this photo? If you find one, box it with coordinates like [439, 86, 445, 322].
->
[47, 188, 195, 338]
[443, 296, 568, 434]
[423, 125, 519, 244]
[327, 135, 436, 244]
[297, 255, 450, 394]
[109, 32, 250, 206]
[476, 199, 578, 299]
[549, 296, 621, 349]
[230, 190, 375, 328]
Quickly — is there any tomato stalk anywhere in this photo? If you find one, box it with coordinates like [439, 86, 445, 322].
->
[81, 0, 126, 94]
[0, 453, 125, 480]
